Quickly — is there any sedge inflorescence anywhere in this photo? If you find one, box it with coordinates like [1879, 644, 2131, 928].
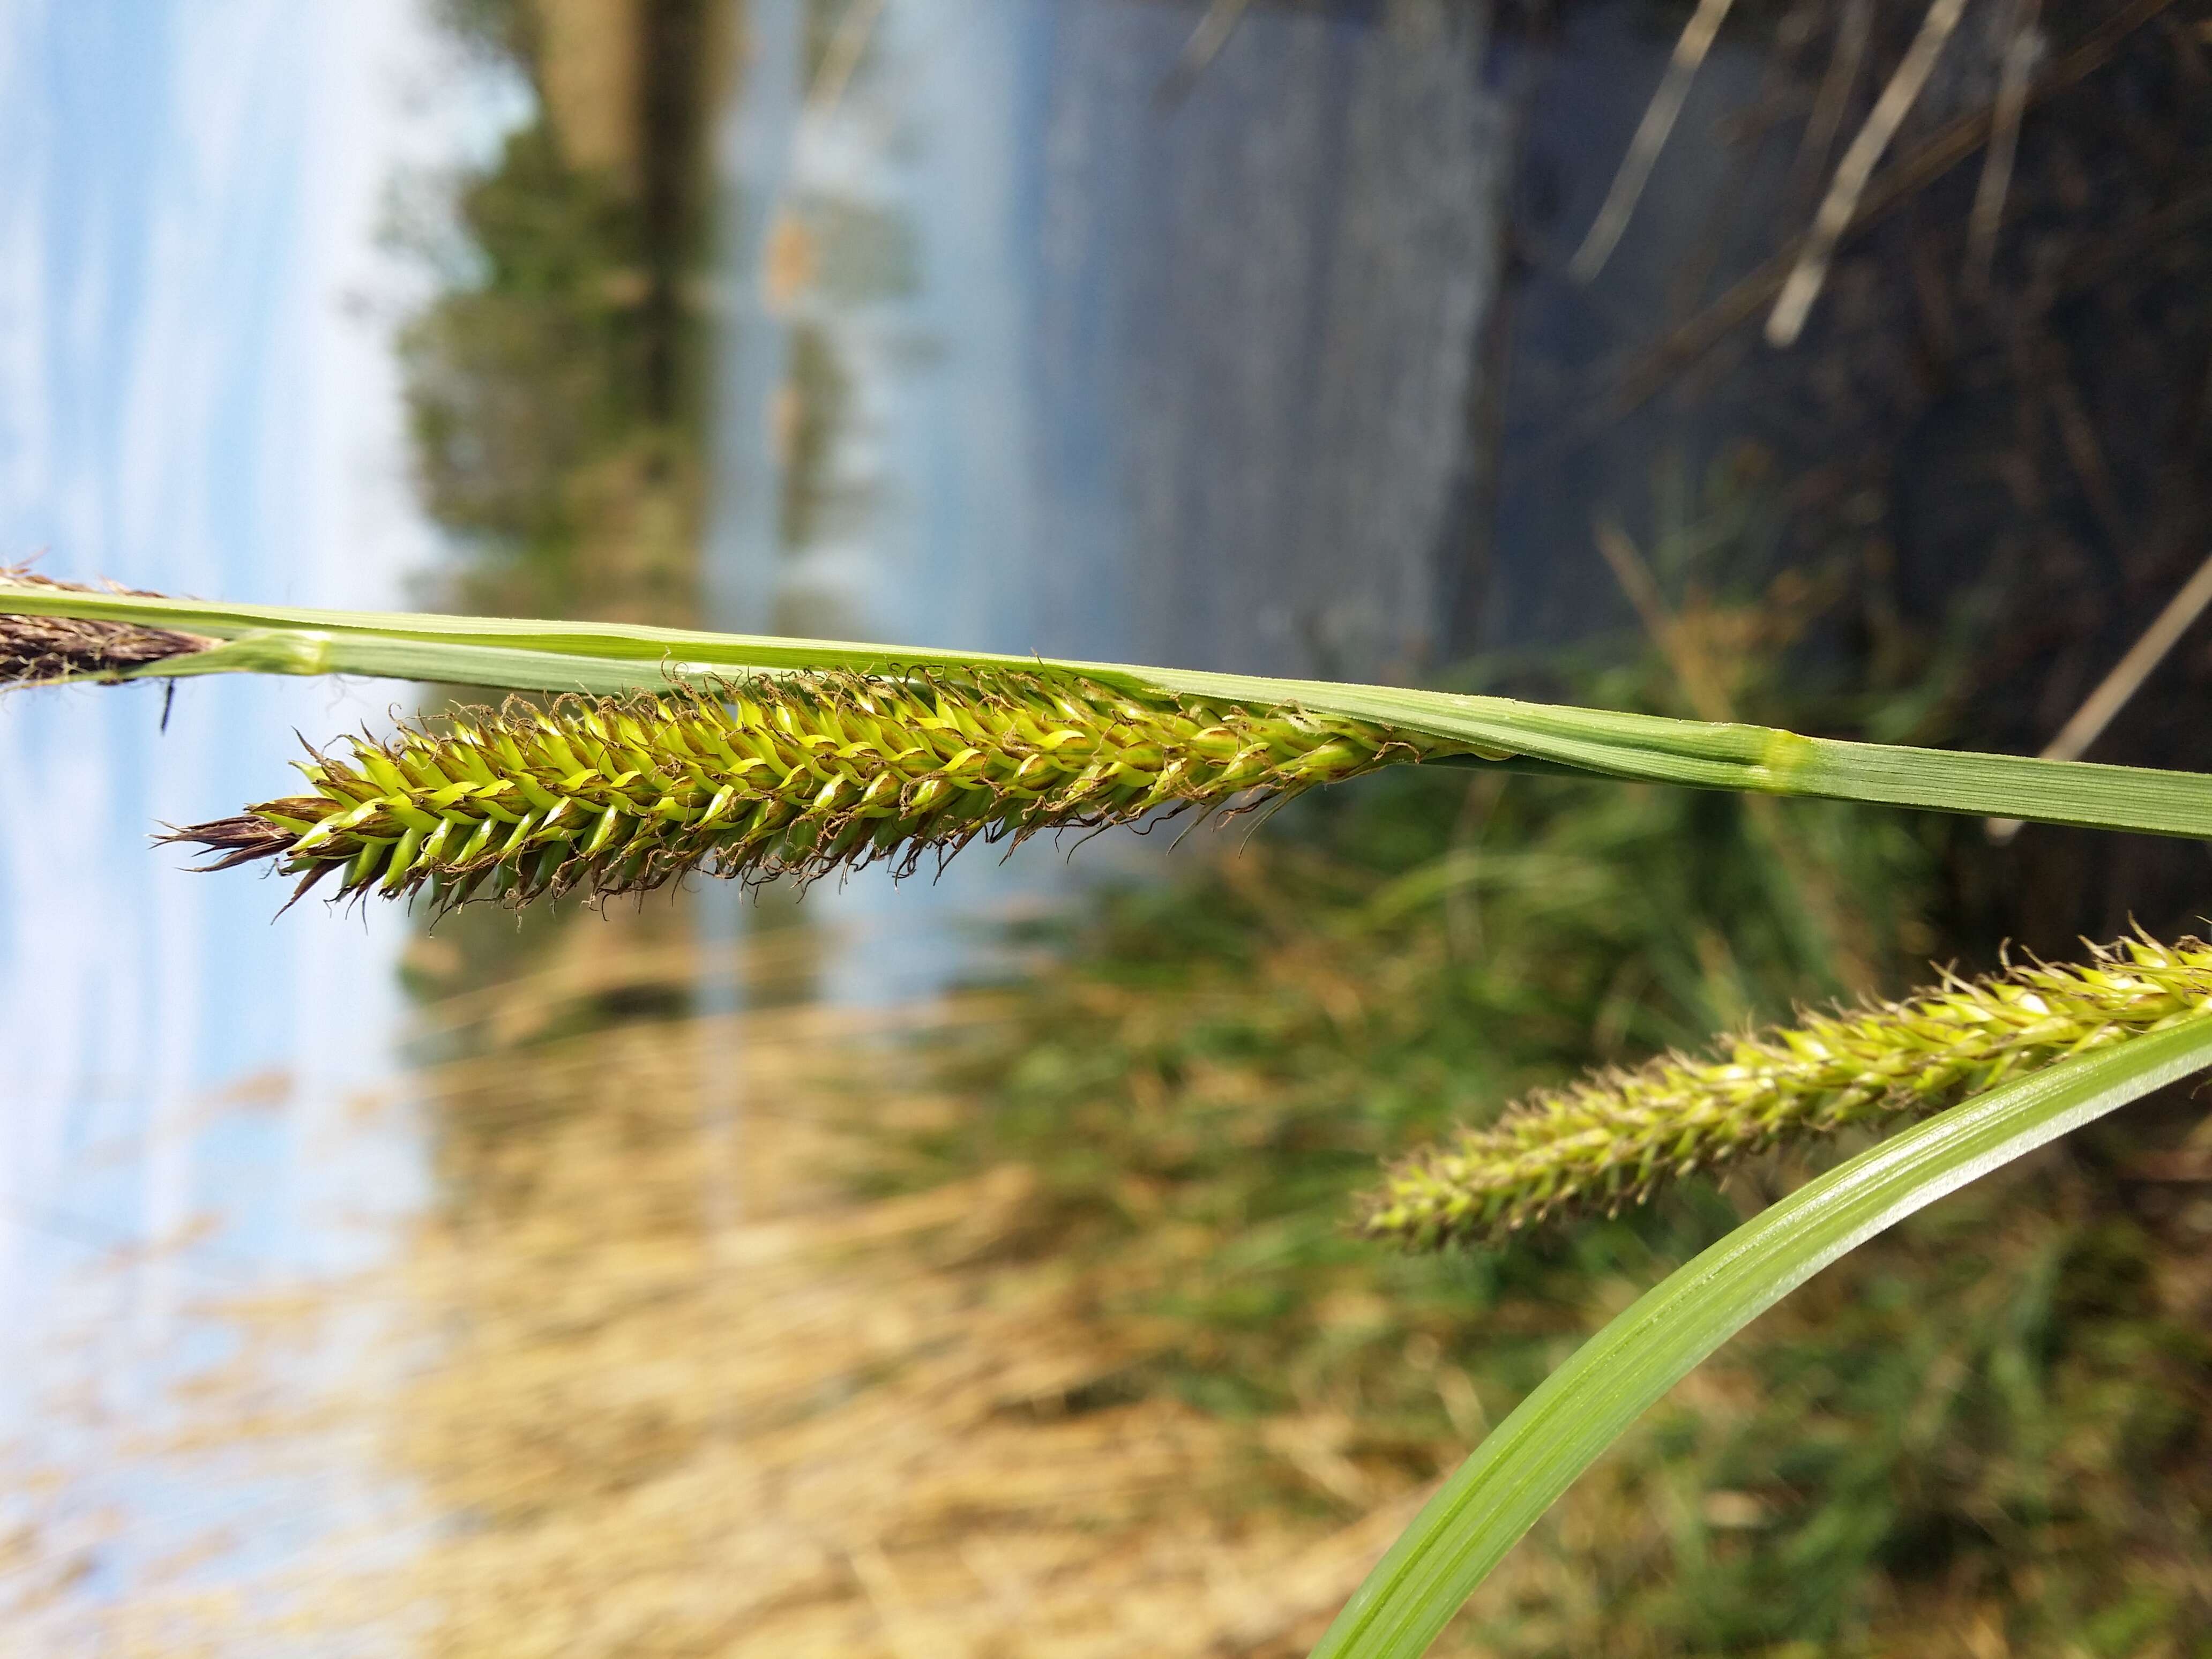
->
[0, 569, 212, 687]
[170, 668, 1449, 910]
[1361, 932, 2212, 1250]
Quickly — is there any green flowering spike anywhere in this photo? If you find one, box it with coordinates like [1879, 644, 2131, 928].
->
[1361, 933, 2212, 1250]
[166, 668, 1451, 911]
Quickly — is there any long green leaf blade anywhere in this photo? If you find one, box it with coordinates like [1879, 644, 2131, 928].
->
[6, 582, 2212, 836]
[1309, 1016, 2212, 1659]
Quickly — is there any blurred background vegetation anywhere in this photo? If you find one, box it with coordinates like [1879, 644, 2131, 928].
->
[97, 1, 2212, 1654]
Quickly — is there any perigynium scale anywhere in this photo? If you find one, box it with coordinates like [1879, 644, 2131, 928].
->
[1360, 931, 2212, 1248]
[167, 668, 1453, 910]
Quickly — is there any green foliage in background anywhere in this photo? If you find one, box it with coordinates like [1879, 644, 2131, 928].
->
[397, 0, 701, 625]
[859, 597, 2212, 1654]
[401, 122, 650, 549]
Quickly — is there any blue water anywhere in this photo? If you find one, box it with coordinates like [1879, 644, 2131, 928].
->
[708, 0, 1505, 1000]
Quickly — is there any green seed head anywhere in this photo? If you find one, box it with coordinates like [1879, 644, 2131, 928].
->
[169, 668, 1448, 911]
[1361, 932, 2212, 1250]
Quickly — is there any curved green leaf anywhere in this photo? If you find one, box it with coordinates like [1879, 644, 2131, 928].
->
[6, 583, 2212, 838]
[1309, 1016, 2212, 1659]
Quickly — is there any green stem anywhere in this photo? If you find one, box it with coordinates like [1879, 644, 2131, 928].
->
[8, 582, 2212, 837]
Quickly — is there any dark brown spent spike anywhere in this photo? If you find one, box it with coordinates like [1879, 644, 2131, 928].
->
[1, 569, 218, 687]
[160, 814, 304, 871]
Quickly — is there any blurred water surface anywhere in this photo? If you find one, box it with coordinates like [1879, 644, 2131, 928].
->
[710, 0, 1505, 998]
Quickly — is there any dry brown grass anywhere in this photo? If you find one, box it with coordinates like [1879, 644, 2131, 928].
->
[359, 951, 1458, 1658]
[530, 0, 642, 181]
[11, 923, 1500, 1657]
[14, 831, 2208, 1655]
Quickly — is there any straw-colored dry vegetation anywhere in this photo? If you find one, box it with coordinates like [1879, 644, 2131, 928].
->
[0, 924, 1479, 1658]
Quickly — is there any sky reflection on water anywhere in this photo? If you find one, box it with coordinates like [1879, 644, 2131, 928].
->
[709, 0, 1503, 1003]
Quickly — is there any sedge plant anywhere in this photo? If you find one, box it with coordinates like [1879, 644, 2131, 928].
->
[6, 568, 2212, 1659]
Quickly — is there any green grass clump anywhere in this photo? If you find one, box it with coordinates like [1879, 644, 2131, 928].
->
[861, 586, 2212, 1651]
[883, 772, 2212, 1652]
